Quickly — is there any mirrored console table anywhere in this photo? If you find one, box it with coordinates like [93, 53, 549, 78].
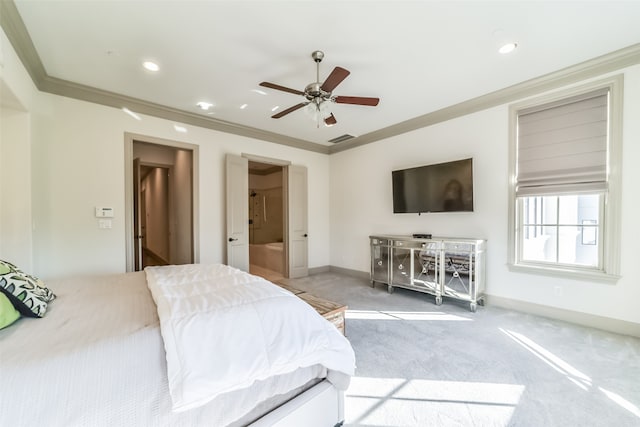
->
[370, 235, 486, 312]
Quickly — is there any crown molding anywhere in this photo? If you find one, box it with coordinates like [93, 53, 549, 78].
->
[39, 74, 329, 154]
[0, 0, 47, 84]
[329, 42, 640, 154]
[2, 0, 639, 156]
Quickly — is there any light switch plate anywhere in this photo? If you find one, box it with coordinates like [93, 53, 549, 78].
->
[98, 219, 112, 229]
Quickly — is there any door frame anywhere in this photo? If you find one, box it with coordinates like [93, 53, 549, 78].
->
[124, 132, 200, 272]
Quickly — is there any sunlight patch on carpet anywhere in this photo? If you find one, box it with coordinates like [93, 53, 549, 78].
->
[344, 376, 524, 426]
[345, 310, 472, 322]
[500, 328, 640, 420]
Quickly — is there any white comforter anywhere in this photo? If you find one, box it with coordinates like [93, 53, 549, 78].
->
[145, 263, 356, 412]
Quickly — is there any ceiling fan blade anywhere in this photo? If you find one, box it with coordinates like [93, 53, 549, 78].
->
[334, 96, 380, 106]
[320, 67, 350, 92]
[271, 102, 308, 118]
[324, 113, 337, 126]
[259, 82, 304, 96]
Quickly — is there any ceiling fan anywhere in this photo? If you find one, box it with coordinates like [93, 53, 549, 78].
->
[259, 50, 380, 127]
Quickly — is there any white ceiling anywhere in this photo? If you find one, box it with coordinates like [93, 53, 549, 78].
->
[12, 1, 640, 148]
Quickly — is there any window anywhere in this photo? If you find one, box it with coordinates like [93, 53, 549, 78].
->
[508, 76, 622, 280]
[519, 194, 601, 268]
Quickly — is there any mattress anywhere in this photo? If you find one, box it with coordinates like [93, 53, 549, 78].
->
[0, 271, 328, 426]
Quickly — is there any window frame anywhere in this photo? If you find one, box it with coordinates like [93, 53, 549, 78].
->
[508, 76, 623, 282]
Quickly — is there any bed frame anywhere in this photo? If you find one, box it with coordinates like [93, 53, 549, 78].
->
[250, 380, 344, 427]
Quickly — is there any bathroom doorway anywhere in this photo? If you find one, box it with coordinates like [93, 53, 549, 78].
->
[226, 153, 308, 279]
[248, 161, 285, 281]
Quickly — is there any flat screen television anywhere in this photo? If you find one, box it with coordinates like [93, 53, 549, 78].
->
[392, 158, 473, 213]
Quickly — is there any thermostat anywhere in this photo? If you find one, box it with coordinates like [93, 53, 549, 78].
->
[95, 207, 114, 218]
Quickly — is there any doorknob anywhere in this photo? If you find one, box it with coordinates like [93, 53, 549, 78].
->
[228, 237, 238, 242]
[303, 234, 308, 237]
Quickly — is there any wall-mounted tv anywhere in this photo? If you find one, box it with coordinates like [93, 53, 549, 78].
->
[392, 158, 474, 213]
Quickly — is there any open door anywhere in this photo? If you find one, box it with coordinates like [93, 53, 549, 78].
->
[226, 154, 249, 271]
[287, 164, 308, 278]
[133, 157, 143, 271]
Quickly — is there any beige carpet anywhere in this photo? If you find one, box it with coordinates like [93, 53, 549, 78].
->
[283, 271, 640, 427]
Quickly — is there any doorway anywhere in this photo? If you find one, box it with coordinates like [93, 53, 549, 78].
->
[248, 161, 285, 281]
[125, 134, 198, 272]
[226, 153, 308, 279]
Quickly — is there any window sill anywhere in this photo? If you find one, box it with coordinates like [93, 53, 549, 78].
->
[508, 263, 621, 284]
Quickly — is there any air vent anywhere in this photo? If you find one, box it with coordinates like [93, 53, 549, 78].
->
[328, 134, 355, 144]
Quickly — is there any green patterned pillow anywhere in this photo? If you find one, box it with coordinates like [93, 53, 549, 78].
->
[0, 259, 55, 318]
[0, 291, 20, 329]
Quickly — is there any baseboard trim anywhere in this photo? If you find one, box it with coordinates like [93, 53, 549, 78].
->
[308, 265, 330, 275]
[328, 265, 370, 280]
[310, 266, 639, 338]
[487, 294, 639, 338]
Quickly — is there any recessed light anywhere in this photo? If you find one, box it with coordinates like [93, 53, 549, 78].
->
[122, 107, 141, 120]
[252, 89, 267, 96]
[142, 61, 160, 71]
[240, 104, 248, 110]
[196, 101, 213, 111]
[499, 42, 518, 54]
[271, 106, 279, 112]
[174, 125, 187, 133]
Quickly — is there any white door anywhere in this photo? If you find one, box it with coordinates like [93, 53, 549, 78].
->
[226, 154, 249, 271]
[288, 165, 308, 278]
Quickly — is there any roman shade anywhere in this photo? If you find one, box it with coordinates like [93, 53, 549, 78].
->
[516, 88, 609, 196]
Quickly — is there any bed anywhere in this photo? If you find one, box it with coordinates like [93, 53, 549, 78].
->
[0, 263, 355, 426]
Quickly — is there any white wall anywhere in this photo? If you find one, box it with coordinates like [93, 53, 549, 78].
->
[329, 65, 640, 326]
[24, 94, 331, 280]
[0, 106, 33, 270]
[0, 29, 37, 271]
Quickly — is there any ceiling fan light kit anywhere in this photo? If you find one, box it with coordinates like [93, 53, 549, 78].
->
[304, 100, 332, 126]
[259, 50, 380, 127]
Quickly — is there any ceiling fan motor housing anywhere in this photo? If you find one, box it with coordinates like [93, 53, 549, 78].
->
[304, 82, 332, 103]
